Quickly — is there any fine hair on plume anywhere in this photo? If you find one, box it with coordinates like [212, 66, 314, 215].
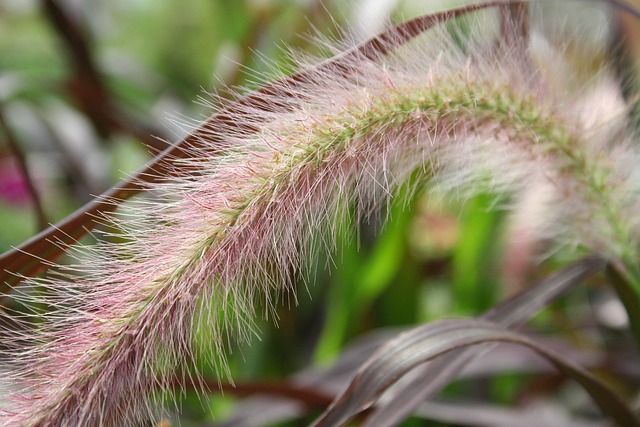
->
[1, 1, 639, 426]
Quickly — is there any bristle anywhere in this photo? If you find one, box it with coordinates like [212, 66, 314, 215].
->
[1, 11, 639, 427]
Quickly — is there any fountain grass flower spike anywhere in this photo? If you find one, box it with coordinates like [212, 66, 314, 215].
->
[2, 4, 640, 426]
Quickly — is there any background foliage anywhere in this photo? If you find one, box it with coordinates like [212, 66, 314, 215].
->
[1, 1, 639, 426]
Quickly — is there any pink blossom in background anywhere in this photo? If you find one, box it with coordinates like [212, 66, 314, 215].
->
[0, 158, 31, 206]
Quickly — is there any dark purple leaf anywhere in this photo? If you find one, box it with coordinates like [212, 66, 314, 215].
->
[311, 318, 638, 427]
[363, 257, 606, 427]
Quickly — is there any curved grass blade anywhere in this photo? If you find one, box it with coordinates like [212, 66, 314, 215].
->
[0, 0, 520, 294]
[311, 318, 639, 427]
[363, 256, 606, 427]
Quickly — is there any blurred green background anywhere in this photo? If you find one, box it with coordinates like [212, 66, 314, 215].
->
[1, 1, 638, 426]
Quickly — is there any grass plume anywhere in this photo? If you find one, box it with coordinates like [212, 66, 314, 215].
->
[1, 8, 640, 426]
